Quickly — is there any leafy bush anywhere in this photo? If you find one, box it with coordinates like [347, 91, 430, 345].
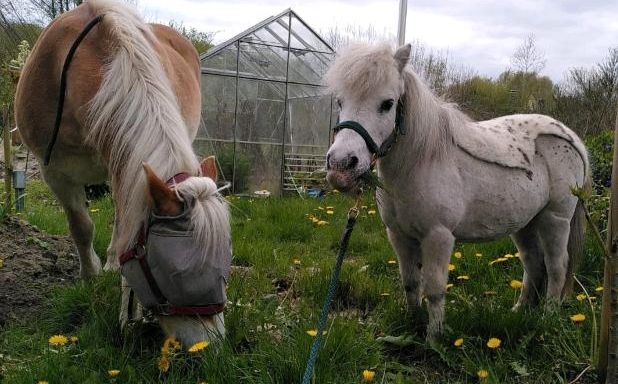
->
[585, 129, 613, 189]
[217, 147, 250, 193]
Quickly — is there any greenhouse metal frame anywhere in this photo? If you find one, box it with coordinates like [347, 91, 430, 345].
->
[198, 9, 336, 195]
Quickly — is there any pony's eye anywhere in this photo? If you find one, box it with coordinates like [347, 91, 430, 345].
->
[379, 99, 395, 113]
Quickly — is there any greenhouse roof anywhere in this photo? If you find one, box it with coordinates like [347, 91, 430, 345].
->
[201, 9, 335, 88]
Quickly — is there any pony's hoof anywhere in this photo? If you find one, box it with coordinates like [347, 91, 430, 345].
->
[80, 258, 102, 279]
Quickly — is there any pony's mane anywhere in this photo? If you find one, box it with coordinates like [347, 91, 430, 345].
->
[85, 0, 228, 257]
[325, 42, 470, 162]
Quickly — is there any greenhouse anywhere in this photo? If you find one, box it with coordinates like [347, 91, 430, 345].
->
[197, 9, 336, 195]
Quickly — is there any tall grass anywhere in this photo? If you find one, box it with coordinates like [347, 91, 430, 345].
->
[0, 181, 602, 383]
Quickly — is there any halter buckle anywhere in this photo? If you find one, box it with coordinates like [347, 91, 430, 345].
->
[135, 244, 147, 260]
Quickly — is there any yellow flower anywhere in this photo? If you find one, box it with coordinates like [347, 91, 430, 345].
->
[570, 313, 586, 323]
[367, 210, 376, 215]
[316, 220, 328, 226]
[596, 286, 604, 292]
[158, 356, 170, 373]
[70, 336, 79, 343]
[446, 283, 454, 290]
[456, 275, 469, 281]
[90, 208, 100, 213]
[326, 206, 334, 209]
[486, 337, 501, 349]
[510, 280, 523, 289]
[380, 292, 390, 296]
[293, 258, 301, 265]
[387, 259, 397, 265]
[504, 253, 514, 259]
[448, 264, 455, 271]
[362, 369, 376, 382]
[326, 210, 334, 215]
[306, 329, 327, 337]
[489, 257, 508, 266]
[311, 217, 319, 223]
[317, 206, 324, 210]
[453, 251, 462, 259]
[454, 338, 464, 347]
[576, 293, 587, 301]
[478, 369, 489, 379]
[48, 335, 68, 346]
[188, 340, 209, 353]
[161, 337, 180, 356]
[108, 370, 120, 378]
[37, 381, 49, 384]
[475, 253, 482, 257]
[514, 252, 520, 257]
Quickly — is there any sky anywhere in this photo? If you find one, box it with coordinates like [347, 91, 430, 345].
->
[137, 0, 618, 82]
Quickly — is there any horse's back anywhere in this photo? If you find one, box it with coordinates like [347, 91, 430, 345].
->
[15, 2, 201, 163]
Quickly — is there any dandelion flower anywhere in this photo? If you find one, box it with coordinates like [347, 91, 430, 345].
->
[161, 337, 180, 356]
[188, 340, 209, 353]
[362, 369, 376, 382]
[387, 259, 397, 265]
[453, 252, 462, 259]
[317, 206, 324, 210]
[477, 369, 489, 379]
[475, 253, 482, 257]
[489, 257, 508, 266]
[570, 313, 586, 323]
[293, 258, 301, 265]
[367, 210, 376, 215]
[448, 264, 455, 272]
[311, 217, 319, 223]
[108, 370, 120, 378]
[70, 336, 79, 343]
[316, 220, 328, 226]
[576, 293, 587, 301]
[514, 252, 520, 257]
[37, 381, 49, 384]
[454, 338, 464, 347]
[456, 275, 469, 281]
[510, 280, 523, 289]
[306, 329, 327, 337]
[596, 286, 604, 292]
[326, 210, 334, 215]
[504, 253, 514, 259]
[446, 283, 454, 289]
[486, 337, 501, 349]
[326, 206, 334, 209]
[48, 335, 68, 346]
[90, 208, 100, 213]
[158, 356, 170, 373]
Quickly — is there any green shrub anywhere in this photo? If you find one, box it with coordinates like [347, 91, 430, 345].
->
[217, 147, 251, 193]
[585, 129, 613, 189]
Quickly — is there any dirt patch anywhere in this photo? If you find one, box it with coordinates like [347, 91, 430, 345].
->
[0, 217, 78, 327]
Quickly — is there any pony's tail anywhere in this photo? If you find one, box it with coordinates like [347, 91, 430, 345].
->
[563, 174, 592, 297]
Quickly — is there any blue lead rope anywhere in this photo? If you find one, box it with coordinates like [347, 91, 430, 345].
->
[301, 206, 359, 384]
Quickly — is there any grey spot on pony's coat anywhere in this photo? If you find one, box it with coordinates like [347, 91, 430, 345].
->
[507, 127, 515, 134]
[517, 147, 531, 165]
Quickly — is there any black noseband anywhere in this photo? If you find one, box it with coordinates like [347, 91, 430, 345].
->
[333, 96, 407, 159]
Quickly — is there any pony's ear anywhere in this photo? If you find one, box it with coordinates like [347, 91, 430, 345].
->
[143, 163, 183, 216]
[201, 156, 218, 181]
[394, 44, 411, 73]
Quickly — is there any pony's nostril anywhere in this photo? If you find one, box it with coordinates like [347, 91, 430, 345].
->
[347, 156, 358, 170]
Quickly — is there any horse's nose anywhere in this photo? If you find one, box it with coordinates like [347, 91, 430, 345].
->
[327, 153, 358, 171]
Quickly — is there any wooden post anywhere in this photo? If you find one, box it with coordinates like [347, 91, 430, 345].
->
[599, 106, 618, 383]
[2, 104, 12, 213]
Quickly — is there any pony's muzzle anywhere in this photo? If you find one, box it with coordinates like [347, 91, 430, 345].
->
[326, 152, 358, 171]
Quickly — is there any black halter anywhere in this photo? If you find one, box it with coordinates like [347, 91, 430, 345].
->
[333, 95, 407, 159]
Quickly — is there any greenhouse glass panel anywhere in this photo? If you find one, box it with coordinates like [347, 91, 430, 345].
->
[285, 83, 331, 148]
[235, 142, 283, 194]
[238, 42, 287, 81]
[240, 16, 289, 47]
[236, 78, 285, 144]
[289, 15, 330, 52]
[201, 43, 237, 74]
[288, 50, 333, 85]
[200, 73, 236, 141]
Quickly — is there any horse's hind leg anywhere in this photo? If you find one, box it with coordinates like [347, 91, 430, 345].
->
[536, 211, 571, 305]
[43, 170, 102, 278]
[420, 226, 455, 340]
[511, 224, 546, 310]
[387, 229, 422, 309]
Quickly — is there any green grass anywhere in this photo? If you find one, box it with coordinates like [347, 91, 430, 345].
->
[0, 181, 603, 383]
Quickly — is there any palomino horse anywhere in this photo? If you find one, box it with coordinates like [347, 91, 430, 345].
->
[15, 0, 231, 347]
[325, 43, 589, 339]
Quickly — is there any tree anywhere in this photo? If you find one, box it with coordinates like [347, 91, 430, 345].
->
[510, 34, 546, 74]
[168, 20, 215, 55]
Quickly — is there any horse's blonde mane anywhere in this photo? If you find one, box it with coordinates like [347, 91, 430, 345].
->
[85, 0, 228, 257]
[325, 42, 470, 162]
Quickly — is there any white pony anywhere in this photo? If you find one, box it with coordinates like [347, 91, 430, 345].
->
[325, 43, 589, 339]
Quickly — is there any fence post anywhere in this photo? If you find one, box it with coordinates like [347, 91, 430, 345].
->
[2, 104, 11, 213]
[599, 106, 618, 383]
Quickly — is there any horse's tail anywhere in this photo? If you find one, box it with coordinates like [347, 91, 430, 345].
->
[563, 173, 592, 297]
[85, 0, 198, 254]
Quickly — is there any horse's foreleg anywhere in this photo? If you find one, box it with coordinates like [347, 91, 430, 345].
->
[43, 170, 102, 278]
[511, 226, 546, 310]
[104, 214, 120, 271]
[387, 229, 422, 309]
[421, 226, 455, 341]
[537, 213, 571, 305]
